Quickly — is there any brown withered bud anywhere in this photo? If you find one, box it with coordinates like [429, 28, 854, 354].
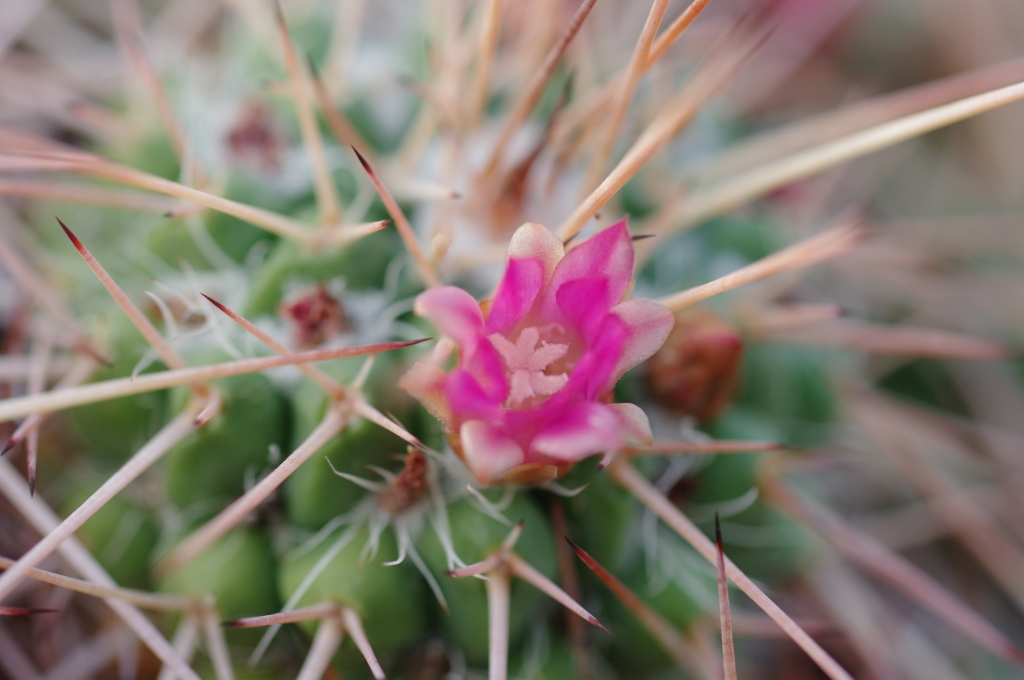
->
[278, 284, 349, 349]
[645, 306, 744, 423]
[377, 447, 428, 514]
[225, 101, 283, 171]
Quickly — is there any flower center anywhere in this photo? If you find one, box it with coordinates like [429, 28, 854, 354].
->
[488, 326, 569, 407]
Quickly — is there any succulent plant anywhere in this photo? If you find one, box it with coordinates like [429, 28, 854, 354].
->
[2, 1, 1024, 679]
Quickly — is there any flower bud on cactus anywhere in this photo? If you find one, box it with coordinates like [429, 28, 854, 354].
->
[645, 307, 744, 423]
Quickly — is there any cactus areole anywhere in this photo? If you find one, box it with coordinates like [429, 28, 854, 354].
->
[401, 221, 675, 485]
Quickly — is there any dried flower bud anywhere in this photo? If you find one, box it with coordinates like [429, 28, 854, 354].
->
[225, 101, 283, 171]
[645, 307, 743, 423]
[278, 284, 349, 349]
[377, 447, 428, 514]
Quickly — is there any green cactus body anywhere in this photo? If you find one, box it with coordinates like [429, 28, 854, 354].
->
[418, 496, 558, 664]
[61, 485, 159, 588]
[160, 528, 280, 622]
[278, 526, 425, 658]
[164, 371, 290, 520]
[67, 314, 168, 465]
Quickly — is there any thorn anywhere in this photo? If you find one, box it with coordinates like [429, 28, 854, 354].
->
[382, 409, 424, 447]
[27, 433, 38, 496]
[56, 217, 86, 254]
[449, 554, 502, 579]
[349, 147, 438, 286]
[507, 553, 610, 633]
[73, 339, 113, 368]
[162, 211, 173, 218]
[352, 146, 372, 174]
[220, 602, 340, 629]
[340, 608, 386, 680]
[503, 520, 525, 549]
[194, 396, 220, 426]
[1, 437, 18, 456]
[716, 513, 738, 680]
[199, 293, 228, 314]
[271, 0, 285, 27]
[0, 606, 57, 616]
[631, 233, 656, 241]
[565, 537, 588, 560]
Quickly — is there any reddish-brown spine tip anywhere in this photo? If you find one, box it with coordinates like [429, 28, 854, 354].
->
[0, 606, 57, 616]
[27, 466, 36, 498]
[630, 234, 656, 241]
[271, 0, 285, 28]
[81, 344, 114, 368]
[222, 619, 244, 628]
[57, 217, 86, 254]
[351, 146, 373, 174]
[200, 293, 230, 315]
[1005, 644, 1024, 667]
[565, 536, 587, 560]
[1, 437, 18, 456]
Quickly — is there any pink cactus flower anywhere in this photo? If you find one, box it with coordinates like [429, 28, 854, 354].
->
[400, 220, 675, 485]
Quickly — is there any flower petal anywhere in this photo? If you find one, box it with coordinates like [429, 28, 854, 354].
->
[550, 219, 633, 307]
[415, 286, 484, 351]
[398, 362, 451, 427]
[561, 313, 628, 401]
[531, 402, 625, 461]
[508, 222, 564, 281]
[460, 420, 525, 485]
[556, 277, 610, 343]
[465, 339, 509, 402]
[444, 369, 503, 422]
[486, 257, 544, 335]
[610, 298, 675, 382]
[606, 402, 653, 447]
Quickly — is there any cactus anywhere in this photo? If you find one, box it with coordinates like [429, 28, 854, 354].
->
[2, 1, 1024, 679]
